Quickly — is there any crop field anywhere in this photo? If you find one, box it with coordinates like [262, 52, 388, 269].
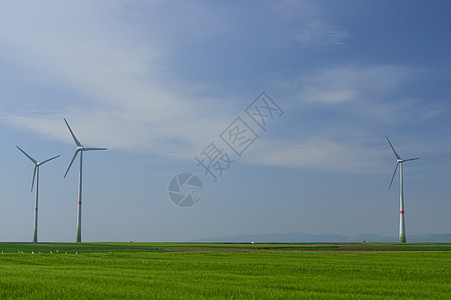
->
[0, 243, 449, 299]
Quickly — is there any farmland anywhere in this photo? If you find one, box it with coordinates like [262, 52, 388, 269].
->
[0, 243, 450, 299]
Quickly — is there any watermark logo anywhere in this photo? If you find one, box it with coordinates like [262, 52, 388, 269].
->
[168, 173, 203, 207]
[195, 141, 235, 183]
[219, 117, 259, 157]
[245, 92, 284, 132]
[168, 92, 283, 207]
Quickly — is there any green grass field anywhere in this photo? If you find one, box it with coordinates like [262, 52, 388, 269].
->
[0, 243, 450, 299]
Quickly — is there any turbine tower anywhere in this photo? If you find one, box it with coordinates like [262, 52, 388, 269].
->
[17, 146, 59, 243]
[64, 119, 107, 242]
[386, 135, 419, 243]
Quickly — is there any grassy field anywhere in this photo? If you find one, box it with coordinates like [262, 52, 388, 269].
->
[0, 243, 450, 299]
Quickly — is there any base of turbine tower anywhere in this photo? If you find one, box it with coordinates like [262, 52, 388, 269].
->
[399, 234, 406, 243]
[76, 226, 81, 243]
[33, 229, 37, 243]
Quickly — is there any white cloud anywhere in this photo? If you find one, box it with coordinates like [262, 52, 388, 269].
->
[302, 89, 358, 104]
[295, 21, 349, 50]
[1, 1, 449, 175]
[0, 0, 236, 159]
[259, 62, 451, 173]
[271, 0, 349, 50]
[297, 65, 413, 104]
[247, 138, 390, 174]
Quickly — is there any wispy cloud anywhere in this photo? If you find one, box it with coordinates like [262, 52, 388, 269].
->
[248, 138, 390, 174]
[261, 62, 451, 173]
[295, 21, 349, 50]
[1, 1, 449, 176]
[0, 0, 235, 159]
[297, 65, 413, 104]
[271, 0, 349, 50]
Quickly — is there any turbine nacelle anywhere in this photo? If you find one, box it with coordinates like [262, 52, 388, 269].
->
[396, 157, 420, 165]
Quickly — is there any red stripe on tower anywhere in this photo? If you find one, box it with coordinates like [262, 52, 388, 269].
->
[78, 201, 81, 205]
[400, 210, 404, 214]
[35, 208, 38, 211]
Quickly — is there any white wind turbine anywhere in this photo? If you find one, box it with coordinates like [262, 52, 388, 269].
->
[64, 119, 107, 242]
[17, 146, 59, 243]
[386, 135, 419, 243]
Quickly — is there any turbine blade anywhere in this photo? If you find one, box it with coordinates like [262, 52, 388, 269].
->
[64, 150, 79, 178]
[404, 157, 419, 162]
[385, 135, 401, 160]
[40, 155, 61, 165]
[64, 119, 82, 147]
[16, 146, 37, 164]
[389, 162, 399, 190]
[31, 165, 37, 192]
[83, 147, 107, 151]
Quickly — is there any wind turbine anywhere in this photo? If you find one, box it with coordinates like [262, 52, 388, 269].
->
[17, 146, 59, 243]
[64, 119, 107, 242]
[386, 135, 419, 243]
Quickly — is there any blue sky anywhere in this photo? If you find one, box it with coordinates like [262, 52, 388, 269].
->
[0, 0, 450, 242]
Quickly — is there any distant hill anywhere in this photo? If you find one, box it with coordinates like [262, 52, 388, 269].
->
[195, 232, 451, 243]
